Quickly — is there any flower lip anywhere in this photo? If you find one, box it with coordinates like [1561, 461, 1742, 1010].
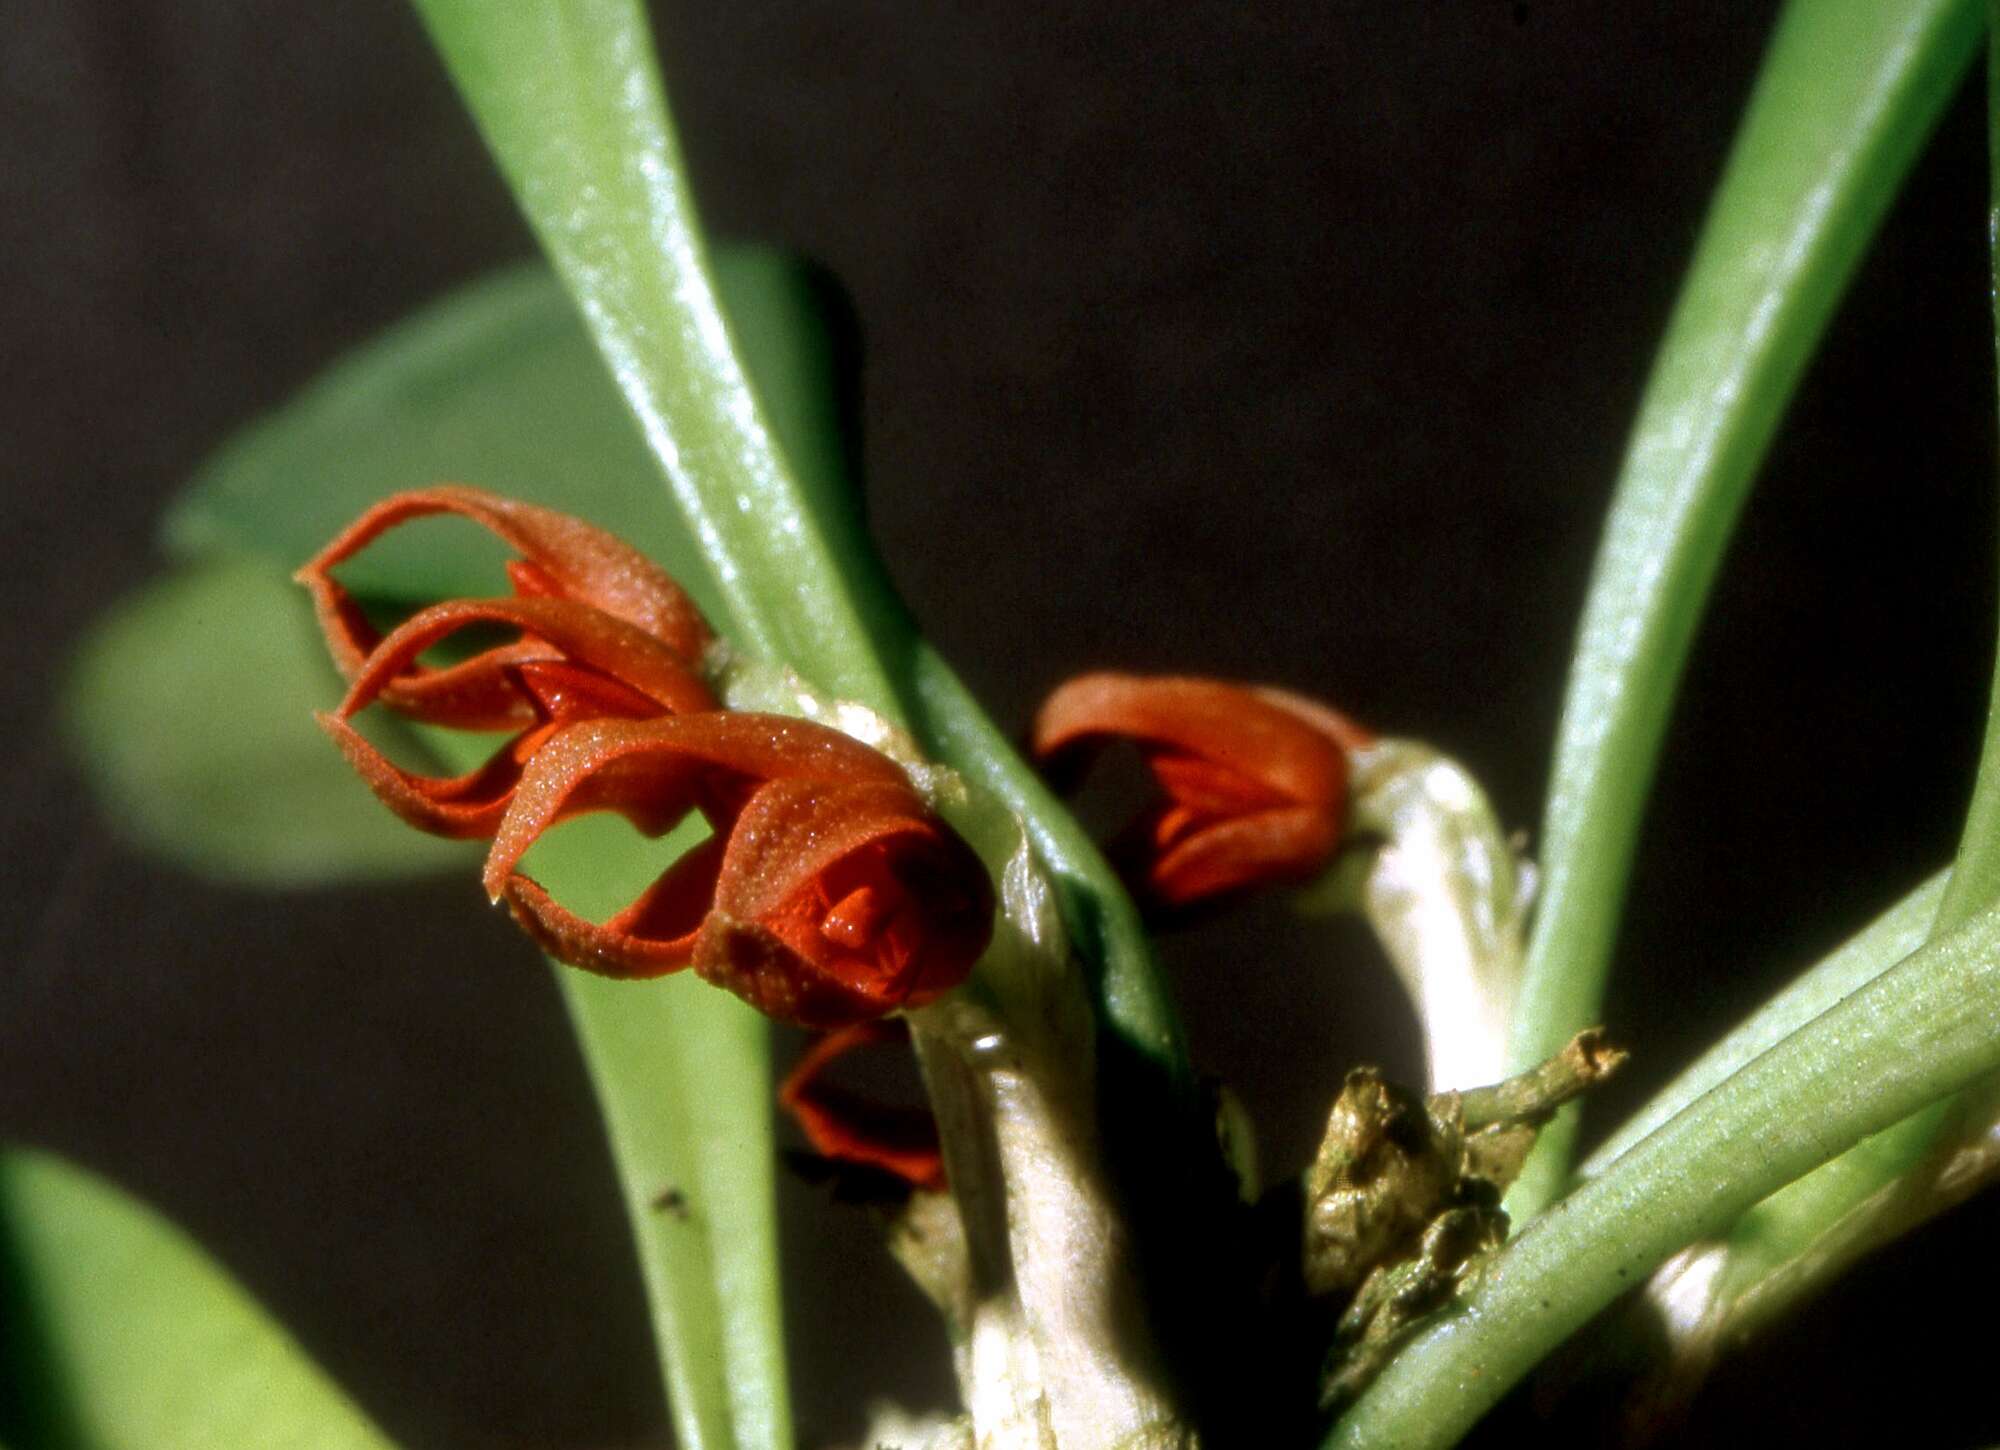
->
[1032, 672, 1371, 909]
[295, 484, 714, 694]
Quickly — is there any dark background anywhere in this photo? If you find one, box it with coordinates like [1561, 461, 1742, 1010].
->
[4, 2, 1999, 1447]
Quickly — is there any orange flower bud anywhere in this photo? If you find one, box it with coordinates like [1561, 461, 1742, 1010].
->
[779, 1020, 945, 1191]
[295, 485, 713, 724]
[485, 715, 995, 1028]
[1032, 673, 1372, 909]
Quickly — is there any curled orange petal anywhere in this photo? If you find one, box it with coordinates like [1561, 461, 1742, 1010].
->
[318, 600, 714, 840]
[1032, 673, 1371, 908]
[295, 485, 713, 683]
[481, 713, 908, 900]
[489, 714, 993, 1026]
[779, 1021, 944, 1191]
[315, 713, 538, 839]
[334, 596, 714, 730]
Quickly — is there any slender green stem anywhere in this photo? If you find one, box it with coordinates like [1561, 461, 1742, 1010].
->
[1506, 0, 1982, 1219]
[906, 644, 1187, 1082]
[1326, 899, 2000, 1450]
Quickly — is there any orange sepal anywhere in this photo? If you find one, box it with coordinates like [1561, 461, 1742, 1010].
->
[1032, 672, 1371, 908]
[296, 486, 713, 684]
[315, 599, 715, 839]
[779, 1021, 945, 1191]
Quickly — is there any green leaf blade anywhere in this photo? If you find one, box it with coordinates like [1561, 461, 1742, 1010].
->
[62, 560, 478, 887]
[2, 1149, 396, 1450]
[164, 264, 727, 621]
[1508, 0, 1983, 1216]
[409, 0, 895, 716]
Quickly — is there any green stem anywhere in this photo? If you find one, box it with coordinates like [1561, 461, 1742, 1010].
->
[1326, 899, 2000, 1450]
[1506, 0, 1982, 1220]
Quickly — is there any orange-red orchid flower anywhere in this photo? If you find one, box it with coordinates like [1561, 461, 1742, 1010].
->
[779, 1020, 945, 1190]
[298, 488, 720, 838]
[302, 488, 991, 1029]
[483, 714, 995, 1028]
[1032, 673, 1372, 909]
[296, 485, 714, 726]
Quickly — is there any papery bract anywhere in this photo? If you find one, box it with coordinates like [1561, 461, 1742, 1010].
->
[1033, 672, 1372, 908]
[485, 714, 995, 1027]
[779, 1020, 945, 1190]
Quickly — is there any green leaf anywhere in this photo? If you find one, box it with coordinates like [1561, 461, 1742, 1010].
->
[1581, 869, 1948, 1173]
[409, 0, 896, 716]
[465, 805, 790, 1450]
[1, 1148, 394, 1450]
[1326, 896, 2000, 1450]
[1506, 0, 1983, 1218]
[61, 559, 477, 886]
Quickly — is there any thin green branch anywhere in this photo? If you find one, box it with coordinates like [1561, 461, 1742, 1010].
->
[1506, 0, 1983, 1219]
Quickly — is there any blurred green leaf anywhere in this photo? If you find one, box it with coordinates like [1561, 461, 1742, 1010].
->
[92, 247, 848, 1450]
[61, 559, 477, 886]
[1505, 0, 1982, 1218]
[434, 799, 790, 1450]
[1, 1148, 394, 1450]
[163, 262, 725, 619]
